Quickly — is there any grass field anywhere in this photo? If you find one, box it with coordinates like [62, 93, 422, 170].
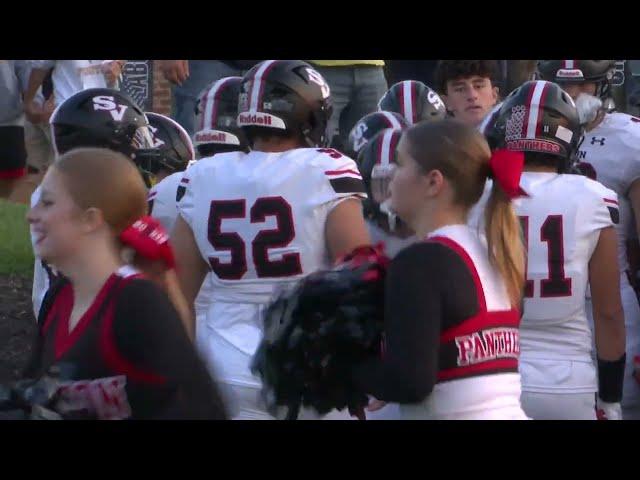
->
[0, 200, 34, 276]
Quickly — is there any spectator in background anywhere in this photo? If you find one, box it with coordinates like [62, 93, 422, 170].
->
[308, 60, 388, 151]
[0, 60, 28, 200]
[385, 60, 439, 87]
[158, 60, 260, 135]
[433, 60, 501, 127]
[20, 60, 126, 197]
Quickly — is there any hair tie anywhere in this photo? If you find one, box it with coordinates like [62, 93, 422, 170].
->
[119, 215, 175, 269]
[488, 149, 528, 200]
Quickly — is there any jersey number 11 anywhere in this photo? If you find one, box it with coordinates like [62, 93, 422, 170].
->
[520, 215, 572, 298]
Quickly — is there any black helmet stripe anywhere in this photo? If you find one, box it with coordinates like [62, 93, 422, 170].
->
[248, 60, 280, 111]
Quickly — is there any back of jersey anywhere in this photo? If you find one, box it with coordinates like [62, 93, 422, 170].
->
[578, 112, 640, 277]
[179, 147, 365, 302]
[177, 147, 366, 388]
[515, 172, 617, 359]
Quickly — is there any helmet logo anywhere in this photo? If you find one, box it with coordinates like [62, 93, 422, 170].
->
[352, 122, 368, 153]
[305, 68, 330, 99]
[92, 95, 129, 121]
[427, 90, 445, 111]
[556, 69, 584, 79]
[505, 105, 527, 141]
[148, 125, 166, 148]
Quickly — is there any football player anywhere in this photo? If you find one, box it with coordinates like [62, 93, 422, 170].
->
[538, 60, 640, 419]
[344, 111, 407, 160]
[31, 88, 154, 319]
[481, 80, 626, 420]
[193, 76, 250, 158]
[170, 60, 371, 420]
[377, 80, 446, 125]
[142, 112, 195, 231]
[148, 77, 248, 362]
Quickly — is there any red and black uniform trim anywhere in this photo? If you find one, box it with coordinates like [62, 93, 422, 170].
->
[351, 235, 520, 404]
[25, 272, 227, 419]
[429, 236, 520, 382]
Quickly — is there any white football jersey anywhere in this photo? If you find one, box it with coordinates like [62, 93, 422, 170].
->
[514, 173, 617, 362]
[148, 172, 184, 234]
[578, 112, 640, 411]
[577, 112, 640, 276]
[177, 147, 366, 387]
[147, 169, 215, 348]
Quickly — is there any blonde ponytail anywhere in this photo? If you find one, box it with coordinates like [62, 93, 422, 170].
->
[484, 182, 525, 308]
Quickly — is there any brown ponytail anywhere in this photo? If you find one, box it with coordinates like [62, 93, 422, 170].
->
[404, 120, 525, 308]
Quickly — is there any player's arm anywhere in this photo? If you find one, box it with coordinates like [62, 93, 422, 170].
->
[23, 62, 54, 123]
[319, 151, 371, 261]
[589, 226, 626, 406]
[325, 198, 371, 262]
[170, 215, 208, 339]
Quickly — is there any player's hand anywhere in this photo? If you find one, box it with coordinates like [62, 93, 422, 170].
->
[366, 398, 387, 412]
[102, 60, 125, 87]
[596, 397, 622, 420]
[41, 95, 56, 123]
[159, 60, 190, 86]
[24, 100, 45, 124]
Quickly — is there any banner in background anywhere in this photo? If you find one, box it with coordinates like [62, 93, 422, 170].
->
[119, 60, 154, 111]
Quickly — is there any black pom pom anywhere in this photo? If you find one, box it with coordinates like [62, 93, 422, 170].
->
[251, 244, 389, 419]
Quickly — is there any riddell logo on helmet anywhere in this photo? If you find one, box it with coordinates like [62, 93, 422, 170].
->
[506, 139, 561, 154]
[195, 131, 227, 143]
[556, 69, 584, 79]
[194, 130, 241, 146]
[237, 112, 286, 129]
[239, 113, 272, 126]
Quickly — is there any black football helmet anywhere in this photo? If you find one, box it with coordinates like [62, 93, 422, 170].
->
[50, 88, 153, 158]
[135, 112, 195, 179]
[357, 128, 405, 231]
[378, 80, 447, 125]
[345, 111, 408, 160]
[537, 60, 616, 100]
[237, 60, 333, 147]
[488, 80, 582, 172]
[194, 76, 249, 157]
[479, 102, 503, 150]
